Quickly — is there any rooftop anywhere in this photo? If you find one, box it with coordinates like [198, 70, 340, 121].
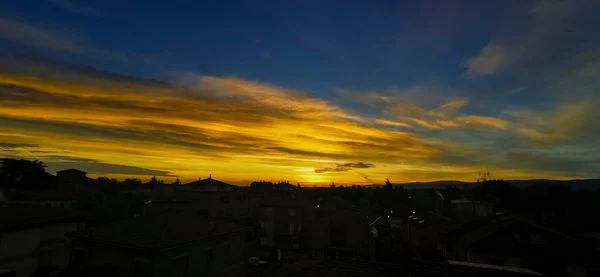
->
[442, 213, 573, 247]
[182, 176, 237, 188]
[274, 258, 544, 277]
[8, 189, 74, 201]
[56, 168, 87, 174]
[68, 214, 248, 250]
[0, 204, 87, 231]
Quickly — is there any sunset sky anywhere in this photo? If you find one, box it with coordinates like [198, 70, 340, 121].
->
[0, 0, 599, 185]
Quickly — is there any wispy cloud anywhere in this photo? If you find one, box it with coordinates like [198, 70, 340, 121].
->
[462, 0, 585, 78]
[0, 17, 124, 60]
[508, 101, 598, 146]
[464, 43, 509, 77]
[315, 162, 375, 173]
[48, 0, 100, 16]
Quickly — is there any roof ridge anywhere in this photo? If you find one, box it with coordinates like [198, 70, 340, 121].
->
[156, 216, 170, 247]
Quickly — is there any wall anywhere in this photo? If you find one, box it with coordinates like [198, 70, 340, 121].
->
[0, 222, 79, 277]
[70, 241, 153, 277]
[468, 251, 521, 267]
[0, 228, 42, 277]
[12, 200, 73, 209]
[154, 231, 246, 277]
[70, 231, 246, 277]
[39, 223, 78, 269]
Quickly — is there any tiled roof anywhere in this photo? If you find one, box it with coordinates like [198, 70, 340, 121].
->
[10, 189, 74, 201]
[68, 214, 248, 249]
[441, 213, 572, 246]
[0, 204, 87, 231]
[183, 177, 237, 188]
[278, 258, 543, 277]
[57, 168, 87, 174]
[282, 258, 404, 277]
[403, 212, 451, 229]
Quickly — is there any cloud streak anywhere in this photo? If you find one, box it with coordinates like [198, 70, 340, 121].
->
[0, 57, 597, 184]
[0, 17, 124, 60]
[48, 0, 100, 16]
[314, 162, 375, 173]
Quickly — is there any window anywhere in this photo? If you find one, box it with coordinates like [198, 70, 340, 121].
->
[206, 248, 213, 264]
[531, 234, 545, 245]
[289, 223, 295, 233]
[224, 244, 231, 257]
[133, 260, 151, 277]
[197, 209, 208, 217]
[71, 248, 88, 268]
[260, 221, 265, 228]
[289, 209, 296, 216]
[297, 224, 302, 232]
[489, 258, 504, 266]
[172, 256, 189, 276]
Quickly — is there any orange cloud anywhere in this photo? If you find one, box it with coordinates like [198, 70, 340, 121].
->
[457, 115, 507, 128]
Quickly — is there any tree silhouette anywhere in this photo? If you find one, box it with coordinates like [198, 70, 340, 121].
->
[385, 178, 393, 191]
[0, 158, 55, 189]
[123, 178, 142, 187]
[172, 177, 181, 185]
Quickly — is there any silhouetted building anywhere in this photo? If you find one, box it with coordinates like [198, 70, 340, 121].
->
[56, 169, 87, 182]
[309, 209, 376, 259]
[449, 200, 493, 218]
[182, 175, 238, 192]
[67, 214, 248, 277]
[401, 212, 451, 261]
[8, 189, 74, 209]
[441, 213, 586, 277]
[266, 257, 543, 277]
[258, 199, 314, 255]
[0, 205, 86, 277]
[250, 181, 274, 192]
[55, 169, 100, 194]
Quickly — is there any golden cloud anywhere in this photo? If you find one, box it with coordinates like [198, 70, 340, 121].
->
[0, 59, 590, 184]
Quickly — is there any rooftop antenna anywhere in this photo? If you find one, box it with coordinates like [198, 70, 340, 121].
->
[477, 172, 490, 182]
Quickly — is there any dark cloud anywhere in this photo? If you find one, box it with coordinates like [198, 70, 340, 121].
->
[359, 173, 372, 182]
[46, 161, 173, 177]
[266, 147, 348, 159]
[0, 143, 38, 149]
[505, 151, 599, 177]
[338, 162, 375, 169]
[315, 162, 375, 173]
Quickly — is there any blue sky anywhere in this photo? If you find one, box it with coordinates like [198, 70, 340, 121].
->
[0, 0, 598, 184]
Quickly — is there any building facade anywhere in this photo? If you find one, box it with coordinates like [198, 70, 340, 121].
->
[67, 214, 248, 277]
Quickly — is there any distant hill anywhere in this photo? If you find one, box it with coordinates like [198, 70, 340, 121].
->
[366, 179, 600, 191]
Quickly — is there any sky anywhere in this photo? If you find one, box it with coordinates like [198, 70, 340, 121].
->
[0, 0, 599, 185]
